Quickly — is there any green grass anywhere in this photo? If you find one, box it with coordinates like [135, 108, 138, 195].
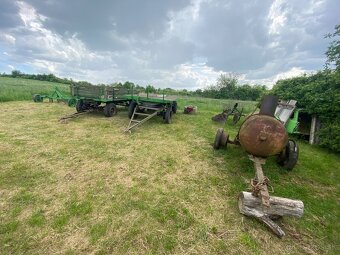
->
[0, 79, 339, 254]
[0, 77, 70, 102]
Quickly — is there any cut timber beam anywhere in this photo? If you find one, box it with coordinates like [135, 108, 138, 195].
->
[238, 191, 304, 238]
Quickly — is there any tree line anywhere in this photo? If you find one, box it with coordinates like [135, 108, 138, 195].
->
[0, 70, 268, 101]
[193, 74, 267, 101]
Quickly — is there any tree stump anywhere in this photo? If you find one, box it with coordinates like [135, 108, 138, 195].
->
[238, 191, 304, 238]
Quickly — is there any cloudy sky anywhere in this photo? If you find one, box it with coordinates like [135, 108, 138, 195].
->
[0, 0, 338, 89]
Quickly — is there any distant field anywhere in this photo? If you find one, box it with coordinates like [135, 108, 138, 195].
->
[0, 96, 339, 254]
[0, 77, 70, 102]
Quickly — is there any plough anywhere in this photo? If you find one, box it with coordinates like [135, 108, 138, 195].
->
[212, 103, 245, 124]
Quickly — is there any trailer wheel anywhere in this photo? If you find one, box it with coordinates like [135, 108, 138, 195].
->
[33, 94, 42, 102]
[172, 102, 177, 114]
[104, 103, 117, 117]
[128, 101, 137, 118]
[214, 128, 224, 150]
[76, 100, 85, 112]
[277, 140, 299, 170]
[164, 107, 172, 124]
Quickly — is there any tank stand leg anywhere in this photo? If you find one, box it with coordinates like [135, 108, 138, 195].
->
[248, 155, 270, 207]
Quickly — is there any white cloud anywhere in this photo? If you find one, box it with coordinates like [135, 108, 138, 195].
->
[0, 34, 16, 44]
[268, 0, 288, 35]
[240, 66, 313, 88]
[0, 0, 336, 89]
[171, 63, 225, 88]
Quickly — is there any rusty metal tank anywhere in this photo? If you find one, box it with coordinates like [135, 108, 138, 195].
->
[238, 96, 288, 157]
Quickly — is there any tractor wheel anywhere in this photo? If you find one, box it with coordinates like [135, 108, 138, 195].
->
[104, 103, 117, 117]
[76, 100, 85, 112]
[277, 140, 299, 170]
[164, 107, 172, 124]
[232, 113, 241, 124]
[128, 101, 137, 118]
[33, 94, 42, 102]
[214, 128, 228, 150]
[172, 102, 177, 114]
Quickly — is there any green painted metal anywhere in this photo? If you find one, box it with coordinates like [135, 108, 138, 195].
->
[72, 84, 176, 106]
[122, 95, 175, 105]
[285, 109, 299, 134]
[33, 87, 76, 106]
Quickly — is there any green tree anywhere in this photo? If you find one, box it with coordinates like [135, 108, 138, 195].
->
[11, 70, 22, 78]
[146, 85, 156, 93]
[325, 24, 340, 70]
[216, 73, 238, 98]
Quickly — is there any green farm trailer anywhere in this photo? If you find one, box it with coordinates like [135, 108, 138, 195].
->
[71, 84, 177, 131]
[71, 84, 133, 117]
[124, 93, 177, 132]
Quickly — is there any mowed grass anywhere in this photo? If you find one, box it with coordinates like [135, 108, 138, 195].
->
[0, 98, 339, 254]
[0, 77, 70, 102]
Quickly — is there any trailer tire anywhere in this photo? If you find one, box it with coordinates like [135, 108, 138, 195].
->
[33, 94, 42, 102]
[213, 128, 228, 150]
[164, 107, 172, 124]
[104, 103, 117, 117]
[128, 101, 137, 118]
[277, 140, 299, 170]
[172, 102, 177, 114]
[76, 100, 85, 112]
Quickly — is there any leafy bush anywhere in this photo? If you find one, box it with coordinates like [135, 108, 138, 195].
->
[272, 69, 340, 152]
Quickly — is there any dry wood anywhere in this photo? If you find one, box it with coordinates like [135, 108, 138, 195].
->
[238, 191, 304, 237]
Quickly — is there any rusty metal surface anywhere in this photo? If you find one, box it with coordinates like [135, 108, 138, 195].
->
[259, 95, 278, 116]
[249, 155, 270, 207]
[239, 114, 288, 157]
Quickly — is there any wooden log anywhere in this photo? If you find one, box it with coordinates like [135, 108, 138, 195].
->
[238, 191, 304, 238]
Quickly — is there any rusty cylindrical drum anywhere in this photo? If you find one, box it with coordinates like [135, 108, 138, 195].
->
[238, 114, 288, 157]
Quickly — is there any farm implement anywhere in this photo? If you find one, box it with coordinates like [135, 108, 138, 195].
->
[69, 84, 177, 131]
[124, 93, 177, 132]
[32, 87, 76, 106]
[213, 95, 303, 237]
[71, 84, 132, 117]
[212, 102, 245, 124]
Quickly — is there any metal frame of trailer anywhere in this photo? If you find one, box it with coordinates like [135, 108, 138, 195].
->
[71, 84, 134, 117]
[71, 84, 178, 129]
[124, 93, 177, 132]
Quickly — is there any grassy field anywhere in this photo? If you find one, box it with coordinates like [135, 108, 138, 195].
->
[0, 94, 339, 254]
[0, 77, 70, 102]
